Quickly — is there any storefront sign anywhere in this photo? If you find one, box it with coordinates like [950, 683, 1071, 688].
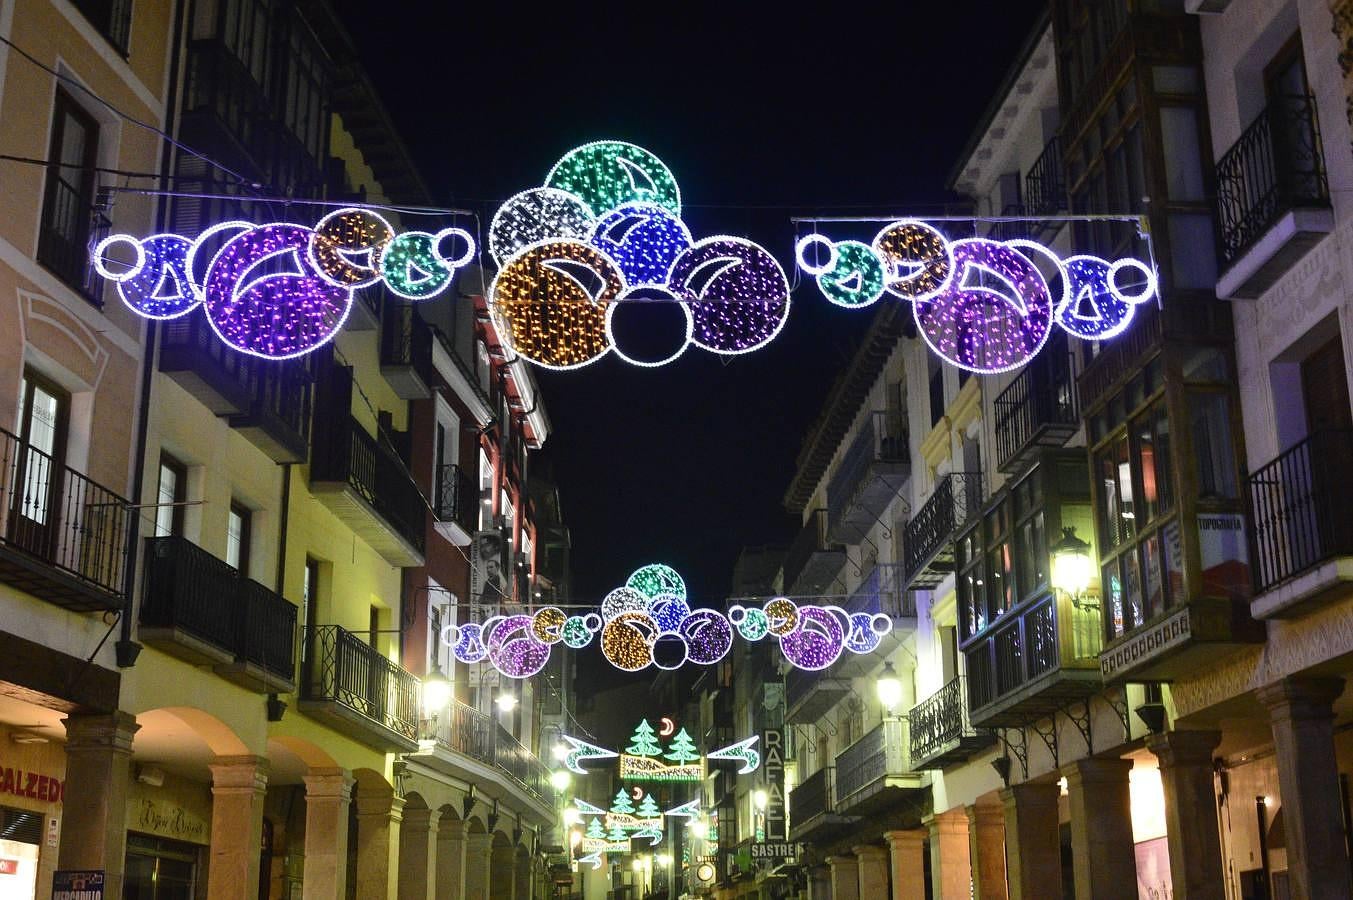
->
[1099, 607, 1192, 679]
[133, 798, 208, 844]
[750, 841, 802, 861]
[0, 767, 62, 803]
[762, 729, 786, 841]
[52, 870, 103, 900]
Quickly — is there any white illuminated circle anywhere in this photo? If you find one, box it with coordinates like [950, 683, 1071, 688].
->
[794, 233, 838, 277]
[1108, 257, 1158, 305]
[603, 289, 694, 369]
[92, 234, 145, 282]
[488, 187, 597, 264]
[434, 226, 478, 269]
[185, 220, 254, 300]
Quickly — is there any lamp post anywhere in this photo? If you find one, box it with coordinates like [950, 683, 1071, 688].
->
[875, 660, 903, 713]
[1050, 526, 1094, 603]
[420, 660, 451, 740]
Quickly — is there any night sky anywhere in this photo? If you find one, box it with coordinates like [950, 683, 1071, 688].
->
[333, 2, 1047, 622]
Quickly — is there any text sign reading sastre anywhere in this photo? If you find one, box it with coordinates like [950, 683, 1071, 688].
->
[750, 841, 802, 861]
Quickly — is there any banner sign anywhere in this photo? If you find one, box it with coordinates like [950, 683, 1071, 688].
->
[763, 728, 786, 841]
[52, 870, 103, 900]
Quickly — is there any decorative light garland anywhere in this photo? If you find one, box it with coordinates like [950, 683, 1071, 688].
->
[441, 563, 894, 676]
[488, 141, 790, 369]
[794, 219, 1159, 374]
[90, 210, 476, 360]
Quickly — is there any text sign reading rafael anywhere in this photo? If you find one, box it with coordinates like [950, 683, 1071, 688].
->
[52, 870, 103, 900]
[763, 729, 786, 841]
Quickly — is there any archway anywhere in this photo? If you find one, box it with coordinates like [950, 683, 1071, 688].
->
[490, 830, 515, 900]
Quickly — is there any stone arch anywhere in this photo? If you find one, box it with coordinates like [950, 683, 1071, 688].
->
[403, 790, 430, 811]
[268, 734, 338, 769]
[136, 706, 250, 756]
[465, 815, 487, 834]
[489, 829, 516, 900]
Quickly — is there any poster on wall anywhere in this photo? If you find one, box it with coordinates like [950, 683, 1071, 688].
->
[52, 869, 102, 900]
[471, 530, 508, 605]
[1197, 513, 1249, 603]
[1134, 837, 1171, 900]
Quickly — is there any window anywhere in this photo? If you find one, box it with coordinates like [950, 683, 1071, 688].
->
[13, 371, 70, 548]
[928, 356, 944, 428]
[301, 557, 320, 661]
[1190, 392, 1238, 500]
[476, 340, 491, 395]
[72, 0, 134, 56]
[478, 448, 493, 530]
[39, 91, 101, 300]
[226, 502, 251, 574]
[155, 455, 187, 538]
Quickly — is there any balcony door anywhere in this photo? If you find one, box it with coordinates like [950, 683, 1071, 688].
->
[1265, 38, 1320, 201]
[11, 371, 69, 559]
[1301, 336, 1352, 434]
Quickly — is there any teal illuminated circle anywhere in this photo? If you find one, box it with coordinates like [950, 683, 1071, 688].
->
[626, 563, 687, 600]
[545, 141, 681, 218]
[562, 616, 594, 649]
[818, 241, 885, 309]
[734, 607, 770, 641]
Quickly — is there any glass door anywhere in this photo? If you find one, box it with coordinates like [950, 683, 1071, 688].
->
[10, 371, 68, 560]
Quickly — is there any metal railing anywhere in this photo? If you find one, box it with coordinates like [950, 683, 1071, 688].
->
[788, 766, 834, 826]
[835, 719, 908, 806]
[1249, 429, 1353, 593]
[1025, 137, 1064, 217]
[244, 357, 313, 445]
[965, 594, 1072, 711]
[907, 676, 981, 764]
[319, 416, 427, 556]
[380, 301, 434, 381]
[73, 0, 133, 55]
[903, 473, 983, 583]
[304, 625, 418, 742]
[433, 700, 547, 801]
[847, 562, 914, 618]
[236, 577, 297, 682]
[994, 351, 1078, 469]
[782, 509, 838, 591]
[38, 176, 110, 303]
[1216, 93, 1329, 265]
[827, 412, 908, 534]
[435, 463, 476, 533]
[0, 427, 130, 599]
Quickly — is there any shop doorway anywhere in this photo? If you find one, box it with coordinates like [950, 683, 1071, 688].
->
[0, 807, 42, 900]
[124, 834, 197, 900]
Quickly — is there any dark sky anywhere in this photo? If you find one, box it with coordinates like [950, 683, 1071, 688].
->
[333, 2, 1048, 613]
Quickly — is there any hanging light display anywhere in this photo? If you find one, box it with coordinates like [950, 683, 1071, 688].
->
[488, 140, 790, 369]
[90, 209, 476, 360]
[794, 218, 1158, 374]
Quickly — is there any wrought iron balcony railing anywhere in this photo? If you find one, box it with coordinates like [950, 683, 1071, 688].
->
[846, 562, 915, 619]
[435, 463, 477, 534]
[0, 426, 130, 611]
[379, 301, 435, 398]
[907, 676, 989, 768]
[1249, 429, 1353, 594]
[495, 723, 549, 801]
[1216, 93, 1329, 265]
[312, 414, 426, 557]
[303, 625, 418, 744]
[1024, 137, 1065, 218]
[432, 700, 548, 802]
[994, 351, 1078, 473]
[834, 719, 909, 808]
[903, 473, 983, 588]
[783, 508, 845, 593]
[788, 766, 835, 828]
[38, 175, 110, 304]
[827, 411, 909, 543]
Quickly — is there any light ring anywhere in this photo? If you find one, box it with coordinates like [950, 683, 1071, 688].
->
[1002, 238, 1072, 318]
[433, 226, 478, 269]
[92, 234, 144, 282]
[583, 612, 603, 632]
[727, 605, 747, 625]
[307, 207, 395, 289]
[650, 633, 690, 671]
[185, 220, 253, 300]
[794, 234, 838, 277]
[1108, 257, 1158, 305]
[870, 613, 892, 635]
[872, 219, 956, 302]
[603, 288, 694, 369]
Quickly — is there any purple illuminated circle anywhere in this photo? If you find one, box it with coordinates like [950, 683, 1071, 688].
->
[669, 236, 790, 355]
[116, 235, 199, 319]
[202, 224, 352, 359]
[913, 237, 1053, 374]
[590, 203, 692, 287]
[682, 609, 733, 665]
[779, 606, 845, 671]
[487, 615, 552, 679]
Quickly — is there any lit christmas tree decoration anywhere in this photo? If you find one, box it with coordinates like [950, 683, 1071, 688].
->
[489, 187, 597, 264]
[626, 720, 663, 757]
[545, 140, 682, 218]
[308, 207, 395, 288]
[663, 728, 700, 764]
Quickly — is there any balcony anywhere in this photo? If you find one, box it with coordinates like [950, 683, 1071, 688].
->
[380, 301, 434, 400]
[903, 473, 983, 590]
[300, 625, 418, 752]
[834, 719, 924, 816]
[906, 677, 994, 770]
[38, 174, 110, 305]
[1024, 137, 1065, 218]
[783, 509, 846, 594]
[430, 701, 549, 806]
[310, 414, 425, 567]
[1248, 430, 1353, 618]
[1216, 94, 1332, 300]
[434, 463, 476, 546]
[229, 358, 313, 463]
[787, 766, 854, 842]
[0, 427, 130, 612]
[139, 536, 297, 693]
[826, 412, 910, 544]
[159, 311, 253, 414]
[829, 563, 915, 680]
[785, 666, 850, 725]
[963, 593, 1101, 728]
[994, 353, 1078, 474]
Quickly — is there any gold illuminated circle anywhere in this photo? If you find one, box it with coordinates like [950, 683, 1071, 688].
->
[764, 598, 799, 636]
[531, 606, 567, 644]
[873, 220, 953, 300]
[600, 611, 657, 672]
[309, 208, 395, 288]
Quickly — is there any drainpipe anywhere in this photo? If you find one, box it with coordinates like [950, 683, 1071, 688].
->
[116, 0, 190, 668]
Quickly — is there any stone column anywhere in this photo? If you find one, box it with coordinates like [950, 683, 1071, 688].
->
[1064, 757, 1136, 900]
[1000, 782, 1062, 900]
[968, 802, 1007, 900]
[59, 712, 140, 898]
[398, 805, 440, 900]
[302, 768, 352, 900]
[826, 854, 859, 900]
[805, 864, 831, 900]
[354, 784, 404, 899]
[853, 845, 888, 898]
[1257, 676, 1353, 899]
[464, 832, 493, 899]
[436, 818, 467, 899]
[489, 842, 516, 900]
[514, 847, 531, 900]
[206, 755, 268, 900]
[1146, 730, 1224, 900]
[884, 829, 926, 900]
[926, 809, 972, 900]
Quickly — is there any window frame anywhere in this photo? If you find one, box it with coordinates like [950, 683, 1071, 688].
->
[39, 89, 102, 303]
[227, 500, 252, 575]
[155, 452, 188, 538]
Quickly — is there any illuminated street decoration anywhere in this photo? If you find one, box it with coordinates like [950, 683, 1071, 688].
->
[90, 210, 476, 360]
[442, 565, 893, 675]
[794, 219, 1158, 373]
[706, 737, 761, 774]
[488, 141, 790, 369]
[559, 736, 619, 775]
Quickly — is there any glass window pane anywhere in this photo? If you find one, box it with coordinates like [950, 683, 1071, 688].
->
[227, 508, 243, 569]
[1191, 393, 1239, 499]
[1104, 559, 1124, 639]
[1135, 410, 1160, 524]
[1123, 550, 1144, 630]
[1161, 106, 1205, 201]
[156, 464, 177, 538]
[1142, 532, 1165, 619]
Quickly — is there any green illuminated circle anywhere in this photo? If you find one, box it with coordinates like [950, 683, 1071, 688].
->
[546, 141, 681, 218]
[819, 240, 885, 308]
[562, 616, 593, 648]
[626, 563, 687, 600]
[735, 608, 770, 641]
